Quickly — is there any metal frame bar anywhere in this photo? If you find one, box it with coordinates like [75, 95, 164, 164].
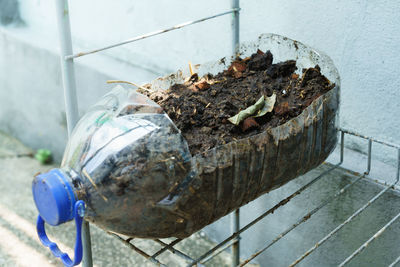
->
[241, 172, 366, 267]
[389, 254, 400, 267]
[54, 1, 93, 267]
[153, 239, 198, 264]
[151, 238, 183, 259]
[201, 238, 240, 265]
[289, 180, 398, 266]
[54, 0, 79, 131]
[230, 0, 240, 266]
[110, 234, 167, 267]
[65, 8, 240, 60]
[339, 210, 400, 266]
[289, 137, 400, 267]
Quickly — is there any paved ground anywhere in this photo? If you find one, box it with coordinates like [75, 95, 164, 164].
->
[0, 131, 254, 267]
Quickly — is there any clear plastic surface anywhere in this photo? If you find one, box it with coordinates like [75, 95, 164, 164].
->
[60, 34, 340, 238]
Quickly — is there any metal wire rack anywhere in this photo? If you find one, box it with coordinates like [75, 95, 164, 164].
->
[53, 1, 400, 266]
[96, 128, 399, 267]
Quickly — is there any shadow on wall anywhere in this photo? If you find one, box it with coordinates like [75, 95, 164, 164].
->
[0, 0, 24, 26]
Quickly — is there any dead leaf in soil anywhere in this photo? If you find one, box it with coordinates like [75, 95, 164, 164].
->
[291, 73, 299, 79]
[243, 56, 252, 63]
[228, 61, 247, 78]
[194, 80, 211, 90]
[255, 93, 276, 117]
[232, 61, 246, 72]
[233, 71, 243, 78]
[228, 96, 265, 125]
[241, 117, 260, 132]
[274, 102, 290, 115]
[256, 49, 265, 55]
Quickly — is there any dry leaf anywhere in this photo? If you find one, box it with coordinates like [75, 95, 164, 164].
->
[228, 61, 247, 78]
[228, 96, 265, 125]
[233, 71, 243, 78]
[243, 56, 252, 63]
[194, 80, 211, 90]
[255, 93, 276, 117]
[241, 117, 259, 132]
[274, 102, 289, 115]
[231, 61, 246, 72]
[291, 73, 299, 79]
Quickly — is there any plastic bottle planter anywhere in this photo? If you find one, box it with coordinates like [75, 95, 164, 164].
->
[32, 34, 340, 243]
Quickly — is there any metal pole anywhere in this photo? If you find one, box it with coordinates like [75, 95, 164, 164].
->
[231, 209, 240, 266]
[232, 0, 240, 57]
[80, 222, 93, 267]
[55, 0, 79, 131]
[66, 9, 239, 60]
[54, 1, 93, 266]
[340, 131, 344, 164]
[231, 1, 240, 266]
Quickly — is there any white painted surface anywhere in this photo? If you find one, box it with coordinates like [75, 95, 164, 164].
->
[2, 0, 399, 162]
[1, 2, 400, 265]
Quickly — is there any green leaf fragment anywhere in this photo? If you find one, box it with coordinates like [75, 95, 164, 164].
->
[255, 93, 276, 117]
[35, 149, 53, 164]
[228, 93, 277, 125]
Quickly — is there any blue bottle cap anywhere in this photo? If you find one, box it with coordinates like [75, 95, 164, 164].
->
[32, 169, 76, 226]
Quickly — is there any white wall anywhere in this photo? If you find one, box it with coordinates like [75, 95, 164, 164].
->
[1, 1, 399, 265]
[4, 0, 399, 163]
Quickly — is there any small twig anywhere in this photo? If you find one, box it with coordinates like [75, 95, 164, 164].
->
[188, 62, 194, 76]
[210, 77, 227, 85]
[107, 80, 152, 92]
[283, 80, 293, 93]
[82, 168, 108, 202]
[297, 68, 310, 88]
[299, 90, 306, 99]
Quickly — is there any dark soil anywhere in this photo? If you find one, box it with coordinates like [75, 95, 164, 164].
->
[140, 50, 334, 155]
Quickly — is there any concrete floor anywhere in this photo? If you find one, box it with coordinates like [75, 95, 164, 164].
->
[1, 130, 400, 267]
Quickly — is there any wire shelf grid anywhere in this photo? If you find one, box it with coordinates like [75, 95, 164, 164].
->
[104, 129, 400, 266]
